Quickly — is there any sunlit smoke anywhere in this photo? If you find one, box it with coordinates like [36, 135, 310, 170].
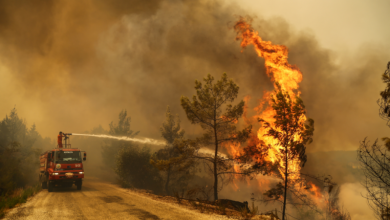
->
[72, 133, 166, 145]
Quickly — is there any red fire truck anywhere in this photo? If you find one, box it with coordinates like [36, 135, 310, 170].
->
[39, 133, 86, 192]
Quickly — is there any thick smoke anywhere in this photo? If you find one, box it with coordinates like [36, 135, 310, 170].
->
[0, 0, 387, 153]
[1, 0, 389, 180]
[0, 0, 163, 138]
[0, 1, 389, 218]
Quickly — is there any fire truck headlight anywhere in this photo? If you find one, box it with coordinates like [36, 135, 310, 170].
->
[52, 173, 59, 175]
[79, 172, 84, 174]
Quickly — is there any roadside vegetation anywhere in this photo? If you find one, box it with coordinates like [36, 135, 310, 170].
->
[0, 72, 362, 220]
[0, 184, 41, 218]
[104, 74, 270, 218]
[107, 73, 353, 220]
[150, 106, 196, 196]
[0, 108, 51, 218]
[110, 74, 254, 200]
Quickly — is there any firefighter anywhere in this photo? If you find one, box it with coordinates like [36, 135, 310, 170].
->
[58, 131, 63, 148]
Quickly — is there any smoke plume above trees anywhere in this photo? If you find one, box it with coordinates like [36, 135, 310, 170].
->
[0, 0, 388, 188]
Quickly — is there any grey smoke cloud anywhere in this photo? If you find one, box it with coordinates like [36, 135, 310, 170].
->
[0, 1, 388, 219]
[0, 0, 389, 162]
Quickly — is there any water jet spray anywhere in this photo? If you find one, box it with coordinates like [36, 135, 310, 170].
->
[71, 133, 166, 146]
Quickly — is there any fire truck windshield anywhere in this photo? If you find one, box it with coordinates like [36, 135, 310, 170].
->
[55, 151, 81, 163]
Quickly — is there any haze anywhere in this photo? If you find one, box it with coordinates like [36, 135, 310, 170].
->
[1, 1, 389, 219]
[0, 0, 389, 151]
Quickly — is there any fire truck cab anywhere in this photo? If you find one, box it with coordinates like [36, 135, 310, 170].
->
[39, 133, 86, 192]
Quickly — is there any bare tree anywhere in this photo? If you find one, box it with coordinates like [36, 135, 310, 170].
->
[358, 139, 390, 220]
[357, 61, 390, 220]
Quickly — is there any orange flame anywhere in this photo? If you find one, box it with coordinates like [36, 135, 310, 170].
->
[224, 18, 328, 210]
[234, 18, 302, 95]
[308, 182, 322, 198]
[233, 17, 306, 184]
[232, 179, 239, 191]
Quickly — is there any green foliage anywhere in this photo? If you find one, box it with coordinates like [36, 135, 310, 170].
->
[0, 108, 50, 195]
[116, 146, 162, 193]
[103, 110, 162, 193]
[150, 106, 195, 195]
[151, 140, 196, 194]
[180, 74, 251, 145]
[0, 184, 41, 218]
[101, 110, 139, 170]
[379, 62, 390, 105]
[160, 106, 185, 144]
[180, 73, 252, 201]
[378, 62, 390, 146]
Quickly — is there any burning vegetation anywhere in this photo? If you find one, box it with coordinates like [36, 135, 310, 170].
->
[97, 17, 354, 220]
[1, 1, 389, 219]
[0, 15, 354, 220]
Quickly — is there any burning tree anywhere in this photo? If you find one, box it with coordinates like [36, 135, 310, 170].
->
[232, 17, 322, 219]
[260, 83, 314, 220]
[180, 73, 252, 201]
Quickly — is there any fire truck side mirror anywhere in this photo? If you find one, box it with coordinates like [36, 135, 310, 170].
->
[83, 152, 86, 161]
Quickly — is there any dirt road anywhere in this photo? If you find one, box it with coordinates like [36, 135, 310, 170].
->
[4, 178, 227, 220]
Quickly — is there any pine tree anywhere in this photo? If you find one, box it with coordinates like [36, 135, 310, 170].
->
[102, 110, 139, 170]
[180, 73, 251, 200]
[261, 83, 314, 220]
[150, 106, 192, 195]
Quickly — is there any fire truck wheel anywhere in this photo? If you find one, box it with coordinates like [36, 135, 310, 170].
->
[41, 181, 47, 189]
[48, 182, 54, 192]
[76, 181, 82, 190]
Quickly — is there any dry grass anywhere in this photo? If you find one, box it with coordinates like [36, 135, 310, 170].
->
[126, 188, 280, 219]
[126, 189, 270, 219]
[0, 184, 41, 219]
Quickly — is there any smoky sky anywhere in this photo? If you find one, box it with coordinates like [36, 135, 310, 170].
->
[0, 0, 388, 154]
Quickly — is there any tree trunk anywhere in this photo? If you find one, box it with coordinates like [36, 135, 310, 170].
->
[165, 167, 171, 195]
[281, 102, 289, 220]
[282, 147, 288, 220]
[213, 148, 218, 201]
[213, 105, 218, 201]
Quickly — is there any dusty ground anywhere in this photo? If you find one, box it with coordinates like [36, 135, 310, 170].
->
[3, 177, 230, 220]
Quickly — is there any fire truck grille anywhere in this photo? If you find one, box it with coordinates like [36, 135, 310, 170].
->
[59, 175, 79, 179]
